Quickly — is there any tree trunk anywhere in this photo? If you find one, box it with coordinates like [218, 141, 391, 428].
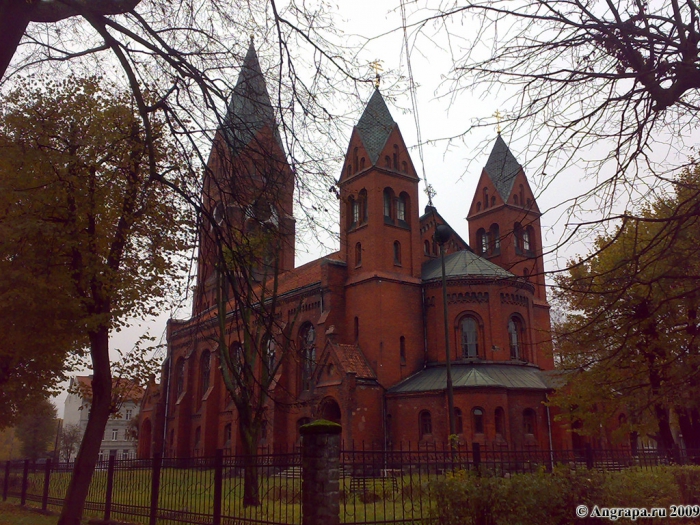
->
[58, 326, 112, 525]
[653, 403, 676, 454]
[0, 0, 31, 80]
[676, 406, 700, 450]
[239, 421, 260, 507]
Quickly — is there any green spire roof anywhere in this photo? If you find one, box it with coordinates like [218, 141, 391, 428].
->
[421, 249, 514, 281]
[223, 42, 280, 151]
[355, 89, 396, 165]
[484, 135, 522, 200]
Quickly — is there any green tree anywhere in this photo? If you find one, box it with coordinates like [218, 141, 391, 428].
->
[15, 398, 58, 461]
[0, 75, 189, 525]
[552, 164, 700, 452]
[59, 424, 83, 463]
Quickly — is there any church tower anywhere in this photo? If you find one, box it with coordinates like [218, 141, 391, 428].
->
[466, 134, 553, 369]
[338, 89, 425, 387]
[194, 42, 295, 315]
[466, 135, 546, 301]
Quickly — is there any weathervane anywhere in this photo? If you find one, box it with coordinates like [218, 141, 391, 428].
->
[493, 110, 503, 134]
[425, 184, 436, 206]
[369, 60, 384, 88]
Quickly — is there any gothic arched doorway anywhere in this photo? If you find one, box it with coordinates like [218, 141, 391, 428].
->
[319, 397, 341, 424]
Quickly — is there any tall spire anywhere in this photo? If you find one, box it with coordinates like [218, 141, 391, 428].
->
[483, 135, 521, 201]
[223, 41, 278, 151]
[355, 89, 396, 165]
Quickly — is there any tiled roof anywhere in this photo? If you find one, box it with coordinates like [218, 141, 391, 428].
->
[388, 363, 552, 393]
[332, 343, 376, 379]
[484, 135, 522, 201]
[223, 41, 282, 151]
[355, 89, 396, 165]
[421, 250, 513, 281]
[71, 376, 145, 403]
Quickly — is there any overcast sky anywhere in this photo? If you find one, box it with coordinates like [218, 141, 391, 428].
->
[52, 0, 700, 415]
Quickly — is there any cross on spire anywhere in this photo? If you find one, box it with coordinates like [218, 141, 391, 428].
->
[493, 110, 503, 134]
[369, 60, 384, 88]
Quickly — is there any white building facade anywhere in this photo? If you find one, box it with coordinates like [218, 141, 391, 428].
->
[63, 376, 142, 460]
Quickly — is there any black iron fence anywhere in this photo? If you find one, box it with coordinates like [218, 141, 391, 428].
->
[3, 444, 699, 525]
[2, 446, 301, 525]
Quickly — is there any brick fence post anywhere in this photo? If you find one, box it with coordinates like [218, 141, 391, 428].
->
[300, 419, 341, 525]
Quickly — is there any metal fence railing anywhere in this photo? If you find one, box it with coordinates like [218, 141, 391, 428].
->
[3, 444, 698, 525]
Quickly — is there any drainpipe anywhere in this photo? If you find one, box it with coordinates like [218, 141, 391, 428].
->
[421, 287, 429, 369]
[161, 348, 173, 457]
[546, 403, 554, 471]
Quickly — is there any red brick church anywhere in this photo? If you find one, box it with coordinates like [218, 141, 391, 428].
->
[137, 43, 570, 459]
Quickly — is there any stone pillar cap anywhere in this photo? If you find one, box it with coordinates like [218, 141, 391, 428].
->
[299, 419, 342, 435]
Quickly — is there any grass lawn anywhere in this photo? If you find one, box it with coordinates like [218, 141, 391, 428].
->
[0, 502, 61, 525]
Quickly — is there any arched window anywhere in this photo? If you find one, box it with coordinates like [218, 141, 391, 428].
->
[353, 147, 358, 172]
[523, 409, 536, 435]
[358, 189, 368, 223]
[476, 228, 487, 255]
[229, 341, 242, 374]
[473, 408, 485, 434]
[483, 187, 489, 209]
[454, 408, 463, 434]
[175, 358, 185, 398]
[461, 317, 479, 358]
[346, 165, 351, 178]
[508, 316, 524, 360]
[397, 193, 409, 223]
[383, 188, 394, 222]
[424, 240, 430, 255]
[477, 202, 482, 211]
[522, 228, 531, 252]
[224, 423, 232, 449]
[491, 196, 496, 207]
[393, 144, 399, 169]
[263, 336, 277, 373]
[393, 241, 401, 265]
[490, 224, 500, 254]
[200, 351, 211, 399]
[352, 198, 360, 226]
[514, 222, 523, 254]
[495, 407, 505, 436]
[402, 161, 408, 172]
[419, 410, 432, 439]
[513, 194, 518, 205]
[355, 242, 362, 266]
[525, 226, 535, 254]
[299, 324, 316, 392]
[360, 157, 365, 170]
[385, 155, 391, 168]
[519, 184, 524, 205]
[212, 202, 225, 227]
[400, 336, 406, 364]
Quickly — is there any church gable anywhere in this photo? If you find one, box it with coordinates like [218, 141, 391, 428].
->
[374, 127, 420, 181]
[467, 170, 504, 218]
[339, 90, 419, 184]
[313, 340, 377, 388]
[505, 170, 541, 214]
